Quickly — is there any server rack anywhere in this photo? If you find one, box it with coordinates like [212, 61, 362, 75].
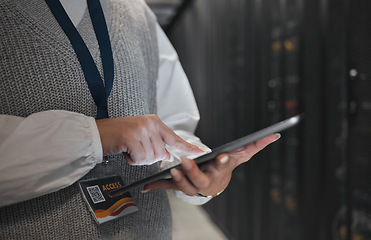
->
[344, 1, 371, 239]
[164, 0, 371, 239]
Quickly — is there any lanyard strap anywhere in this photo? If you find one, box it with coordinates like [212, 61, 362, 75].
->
[45, 0, 114, 119]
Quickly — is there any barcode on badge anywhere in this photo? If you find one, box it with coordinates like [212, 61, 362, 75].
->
[87, 185, 106, 204]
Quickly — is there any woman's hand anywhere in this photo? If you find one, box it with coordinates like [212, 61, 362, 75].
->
[96, 114, 205, 165]
[142, 133, 280, 196]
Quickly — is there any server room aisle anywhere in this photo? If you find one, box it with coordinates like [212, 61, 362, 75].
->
[168, 191, 228, 240]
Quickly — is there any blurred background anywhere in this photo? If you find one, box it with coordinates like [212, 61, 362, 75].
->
[146, 0, 371, 239]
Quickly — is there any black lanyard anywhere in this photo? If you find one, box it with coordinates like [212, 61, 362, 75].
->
[45, 0, 114, 119]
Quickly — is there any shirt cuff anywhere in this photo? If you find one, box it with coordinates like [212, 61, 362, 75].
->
[86, 116, 103, 164]
[172, 190, 211, 205]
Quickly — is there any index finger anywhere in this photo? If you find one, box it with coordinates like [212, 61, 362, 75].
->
[229, 133, 281, 165]
[158, 121, 206, 155]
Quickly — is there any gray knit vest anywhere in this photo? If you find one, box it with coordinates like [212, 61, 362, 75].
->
[0, 0, 172, 239]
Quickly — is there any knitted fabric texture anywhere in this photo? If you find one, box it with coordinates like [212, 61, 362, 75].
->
[0, 0, 172, 239]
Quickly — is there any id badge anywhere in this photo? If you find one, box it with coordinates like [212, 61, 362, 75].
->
[79, 175, 138, 224]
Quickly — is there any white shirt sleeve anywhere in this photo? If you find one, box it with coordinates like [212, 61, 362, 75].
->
[0, 110, 102, 207]
[155, 23, 211, 205]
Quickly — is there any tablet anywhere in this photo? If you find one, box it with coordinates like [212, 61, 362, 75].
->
[109, 114, 303, 197]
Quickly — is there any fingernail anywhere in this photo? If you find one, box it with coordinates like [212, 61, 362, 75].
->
[141, 189, 151, 193]
[181, 157, 192, 171]
[273, 133, 281, 142]
[220, 155, 229, 164]
[171, 168, 181, 181]
[200, 146, 212, 153]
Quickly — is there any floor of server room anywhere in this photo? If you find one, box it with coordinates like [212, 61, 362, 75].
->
[168, 191, 228, 240]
